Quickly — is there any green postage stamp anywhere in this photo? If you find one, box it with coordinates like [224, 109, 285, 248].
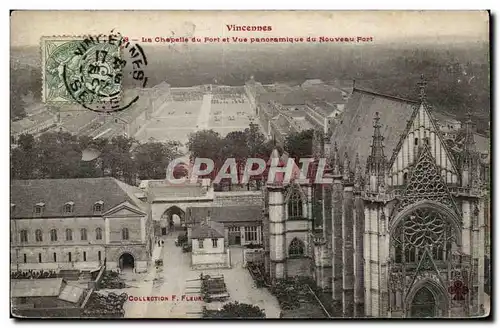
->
[41, 35, 124, 105]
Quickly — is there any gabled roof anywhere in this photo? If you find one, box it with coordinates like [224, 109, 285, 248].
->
[191, 220, 225, 239]
[11, 278, 65, 298]
[331, 88, 417, 167]
[10, 177, 146, 219]
[186, 206, 262, 225]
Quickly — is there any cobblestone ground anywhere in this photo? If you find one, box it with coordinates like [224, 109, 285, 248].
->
[123, 235, 281, 318]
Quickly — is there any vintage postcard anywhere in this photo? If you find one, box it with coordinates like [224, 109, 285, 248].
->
[10, 10, 490, 319]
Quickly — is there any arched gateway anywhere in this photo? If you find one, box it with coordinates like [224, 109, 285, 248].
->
[159, 206, 185, 235]
[119, 252, 135, 271]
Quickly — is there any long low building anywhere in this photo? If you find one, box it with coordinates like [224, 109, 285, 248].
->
[10, 177, 153, 273]
[185, 205, 263, 246]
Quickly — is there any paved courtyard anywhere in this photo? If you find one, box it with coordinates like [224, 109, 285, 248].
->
[134, 92, 258, 147]
[122, 233, 281, 318]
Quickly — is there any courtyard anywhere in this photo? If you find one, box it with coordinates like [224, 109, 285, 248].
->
[134, 91, 258, 148]
[122, 233, 281, 318]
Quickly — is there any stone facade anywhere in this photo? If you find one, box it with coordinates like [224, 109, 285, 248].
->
[10, 178, 152, 273]
[264, 82, 490, 318]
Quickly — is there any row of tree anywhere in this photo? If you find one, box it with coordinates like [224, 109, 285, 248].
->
[11, 122, 315, 185]
[10, 124, 312, 184]
[186, 123, 314, 184]
[10, 132, 183, 185]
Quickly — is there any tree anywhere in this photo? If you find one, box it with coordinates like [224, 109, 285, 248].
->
[284, 129, 314, 162]
[186, 129, 225, 180]
[101, 135, 137, 185]
[133, 140, 182, 180]
[11, 134, 38, 179]
[187, 129, 224, 161]
[202, 302, 265, 319]
[36, 131, 82, 179]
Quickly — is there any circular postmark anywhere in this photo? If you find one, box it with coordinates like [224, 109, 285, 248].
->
[61, 32, 148, 113]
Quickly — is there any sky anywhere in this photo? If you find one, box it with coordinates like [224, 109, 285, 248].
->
[11, 10, 489, 47]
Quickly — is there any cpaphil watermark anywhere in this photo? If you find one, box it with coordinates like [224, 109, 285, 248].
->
[166, 157, 335, 185]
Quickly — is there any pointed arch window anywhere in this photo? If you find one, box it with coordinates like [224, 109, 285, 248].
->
[289, 238, 305, 257]
[35, 229, 43, 242]
[392, 207, 455, 265]
[288, 189, 304, 219]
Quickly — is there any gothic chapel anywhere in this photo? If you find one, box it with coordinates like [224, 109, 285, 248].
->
[263, 77, 489, 318]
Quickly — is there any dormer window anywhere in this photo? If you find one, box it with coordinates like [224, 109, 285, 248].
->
[93, 201, 104, 214]
[63, 201, 74, 214]
[34, 202, 45, 216]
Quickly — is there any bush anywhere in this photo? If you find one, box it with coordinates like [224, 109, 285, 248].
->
[202, 302, 265, 318]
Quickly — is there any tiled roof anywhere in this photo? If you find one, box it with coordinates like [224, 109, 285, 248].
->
[191, 220, 225, 239]
[186, 205, 263, 224]
[11, 278, 65, 298]
[331, 88, 417, 167]
[10, 177, 146, 219]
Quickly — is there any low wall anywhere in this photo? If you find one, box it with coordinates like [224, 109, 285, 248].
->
[192, 249, 230, 270]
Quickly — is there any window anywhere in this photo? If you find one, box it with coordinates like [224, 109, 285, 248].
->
[93, 201, 104, 213]
[290, 238, 306, 257]
[414, 138, 419, 146]
[53, 253, 57, 262]
[35, 229, 43, 242]
[63, 202, 74, 214]
[244, 226, 258, 242]
[34, 203, 45, 216]
[122, 228, 129, 240]
[289, 238, 305, 257]
[403, 172, 408, 185]
[68, 252, 72, 262]
[65, 229, 73, 241]
[23, 254, 27, 263]
[98, 251, 102, 261]
[20, 230, 28, 243]
[83, 251, 87, 262]
[198, 239, 204, 249]
[95, 228, 103, 240]
[212, 238, 218, 248]
[80, 228, 87, 241]
[38, 253, 42, 263]
[288, 190, 303, 219]
[50, 229, 58, 241]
